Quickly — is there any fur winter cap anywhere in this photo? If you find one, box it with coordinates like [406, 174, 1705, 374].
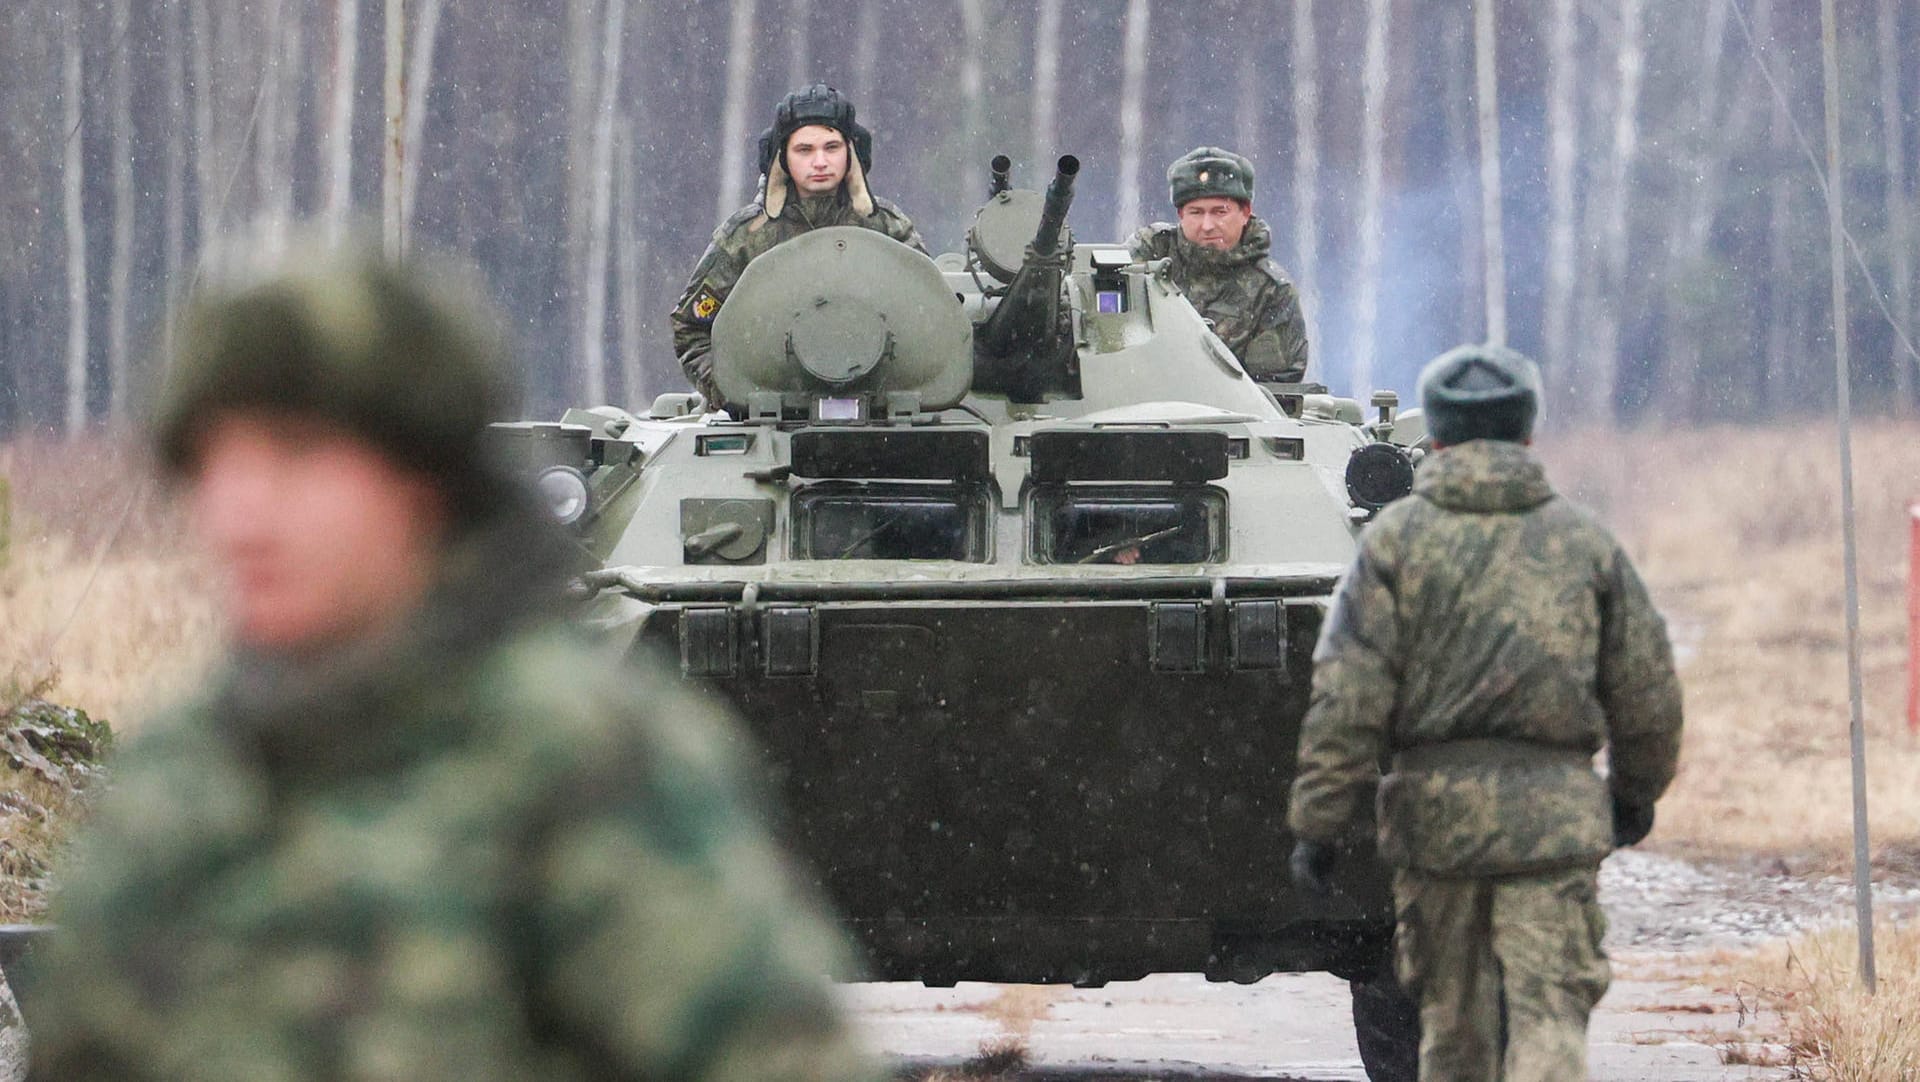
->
[153, 242, 515, 513]
[1168, 146, 1255, 208]
[1418, 344, 1542, 445]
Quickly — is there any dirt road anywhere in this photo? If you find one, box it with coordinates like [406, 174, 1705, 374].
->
[845, 849, 1920, 1079]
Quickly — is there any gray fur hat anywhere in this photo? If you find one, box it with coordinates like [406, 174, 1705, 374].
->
[1417, 344, 1542, 445]
[1168, 146, 1255, 207]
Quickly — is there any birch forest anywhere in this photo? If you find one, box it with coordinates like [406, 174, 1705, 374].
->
[1, 0, 1916, 433]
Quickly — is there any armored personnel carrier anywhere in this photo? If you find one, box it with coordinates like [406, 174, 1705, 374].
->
[494, 157, 1425, 1079]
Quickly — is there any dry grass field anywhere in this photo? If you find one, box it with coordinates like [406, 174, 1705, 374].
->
[1541, 421, 1920, 870]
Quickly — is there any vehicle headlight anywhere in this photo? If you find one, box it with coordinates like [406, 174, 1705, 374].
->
[536, 465, 591, 525]
[1345, 443, 1415, 511]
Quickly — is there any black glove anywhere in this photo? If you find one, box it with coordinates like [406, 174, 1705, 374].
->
[1290, 839, 1338, 896]
[1612, 795, 1656, 848]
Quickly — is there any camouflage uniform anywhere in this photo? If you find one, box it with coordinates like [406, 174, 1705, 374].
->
[1287, 438, 1683, 1082]
[19, 249, 881, 1082]
[1127, 218, 1309, 382]
[672, 191, 925, 403]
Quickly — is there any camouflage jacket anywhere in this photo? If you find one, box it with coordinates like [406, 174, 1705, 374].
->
[672, 189, 926, 403]
[1127, 217, 1309, 382]
[1286, 440, 1683, 877]
[20, 511, 880, 1082]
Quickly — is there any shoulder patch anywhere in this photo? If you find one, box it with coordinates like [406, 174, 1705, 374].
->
[689, 284, 722, 324]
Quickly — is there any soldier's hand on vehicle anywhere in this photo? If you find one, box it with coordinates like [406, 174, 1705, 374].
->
[1289, 838, 1338, 896]
[1611, 794, 1656, 848]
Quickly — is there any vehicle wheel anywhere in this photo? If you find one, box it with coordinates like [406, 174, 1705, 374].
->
[1350, 970, 1420, 1082]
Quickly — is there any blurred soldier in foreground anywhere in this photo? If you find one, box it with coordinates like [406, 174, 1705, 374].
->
[1285, 346, 1683, 1081]
[19, 248, 880, 1082]
[672, 83, 926, 405]
[1128, 146, 1310, 382]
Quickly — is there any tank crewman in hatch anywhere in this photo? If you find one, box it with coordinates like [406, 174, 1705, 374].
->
[1128, 146, 1310, 383]
[1284, 346, 1684, 1082]
[19, 245, 883, 1082]
[672, 83, 927, 405]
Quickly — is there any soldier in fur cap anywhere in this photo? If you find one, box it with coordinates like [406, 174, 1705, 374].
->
[671, 83, 926, 407]
[1129, 146, 1310, 383]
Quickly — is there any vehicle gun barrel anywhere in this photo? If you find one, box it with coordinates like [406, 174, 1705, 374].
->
[988, 154, 1013, 197]
[1032, 155, 1079, 256]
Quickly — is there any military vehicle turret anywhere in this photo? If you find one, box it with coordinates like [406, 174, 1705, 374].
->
[493, 156, 1424, 1080]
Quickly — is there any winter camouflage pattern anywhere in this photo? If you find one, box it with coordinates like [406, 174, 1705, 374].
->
[19, 513, 879, 1082]
[1127, 218, 1309, 382]
[1287, 438, 1682, 873]
[1395, 866, 1610, 1081]
[673, 192, 926, 403]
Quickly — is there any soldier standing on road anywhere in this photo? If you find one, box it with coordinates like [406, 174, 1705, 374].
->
[1285, 345, 1684, 1082]
[19, 247, 882, 1082]
[672, 83, 927, 406]
[1128, 146, 1310, 383]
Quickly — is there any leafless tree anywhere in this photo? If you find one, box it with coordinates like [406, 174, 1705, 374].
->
[62, 15, 87, 433]
[1543, 0, 1578, 376]
[1029, 0, 1061, 167]
[1352, 0, 1392, 395]
[1290, 0, 1320, 340]
[1588, 0, 1644, 422]
[163, 0, 188, 335]
[714, 0, 758, 220]
[786, 0, 813, 88]
[1113, 0, 1150, 236]
[382, 0, 405, 256]
[1232, 2, 1264, 164]
[322, 0, 358, 242]
[1473, 0, 1506, 346]
[851, 0, 880, 108]
[1442, 14, 1481, 344]
[107, 0, 134, 422]
[616, 119, 646, 406]
[582, 0, 628, 405]
[400, 0, 447, 232]
[1879, 0, 1912, 409]
[957, 0, 987, 198]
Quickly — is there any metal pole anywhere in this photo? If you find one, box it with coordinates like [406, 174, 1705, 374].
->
[383, 0, 406, 258]
[1820, 0, 1876, 993]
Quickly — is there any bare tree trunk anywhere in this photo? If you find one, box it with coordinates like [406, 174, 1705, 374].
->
[164, 0, 188, 331]
[323, 0, 359, 242]
[1352, 0, 1391, 395]
[1290, 0, 1320, 340]
[582, 0, 627, 406]
[1671, 0, 1742, 419]
[255, 0, 287, 254]
[1442, 15, 1481, 344]
[382, 0, 405, 257]
[1758, 0, 1794, 415]
[1543, 0, 1578, 376]
[108, 0, 134, 423]
[714, 0, 757, 220]
[1030, 0, 1061, 166]
[958, 0, 987, 198]
[616, 118, 646, 405]
[63, 17, 88, 435]
[1474, 0, 1506, 346]
[1232, 1, 1264, 162]
[851, 0, 880, 110]
[786, 0, 812, 88]
[267, 0, 301, 254]
[1113, 0, 1151, 236]
[400, 0, 446, 231]
[192, 0, 218, 247]
[1588, 0, 1643, 425]
[1880, 0, 1913, 410]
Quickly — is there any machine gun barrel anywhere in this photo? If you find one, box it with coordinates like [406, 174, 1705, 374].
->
[988, 155, 1013, 197]
[1032, 155, 1079, 256]
[972, 155, 1082, 402]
